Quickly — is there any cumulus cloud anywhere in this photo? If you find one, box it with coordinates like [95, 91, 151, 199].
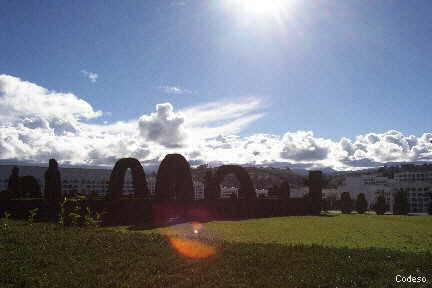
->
[138, 103, 185, 148]
[81, 70, 98, 83]
[0, 74, 101, 125]
[0, 74, 431, 170]
[280, 131, 331, 161]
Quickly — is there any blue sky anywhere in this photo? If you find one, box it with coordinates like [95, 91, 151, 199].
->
[0, 0, 431, 169]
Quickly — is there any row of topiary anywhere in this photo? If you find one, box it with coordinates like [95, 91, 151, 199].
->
[340, 190, 432, 215]
[1, 159, 102, 227]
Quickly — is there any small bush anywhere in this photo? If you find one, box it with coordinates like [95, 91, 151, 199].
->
[355, 193, 368, 214]
[340, 192, 353, 214]
[374, 195, 387, 215]
[393, 190, 409, 215]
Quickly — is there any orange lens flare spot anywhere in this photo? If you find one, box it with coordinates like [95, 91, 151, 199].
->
[192, 221, 203, 232]
[168, 236, 216, 259]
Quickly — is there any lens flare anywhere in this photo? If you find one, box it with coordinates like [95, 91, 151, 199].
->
[165, 222, 217, 259]
[168, 236, 216, 259]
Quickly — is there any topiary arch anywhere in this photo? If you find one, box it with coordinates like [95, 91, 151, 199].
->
[215, 165, 256, 200]
[155, 154, 194, 201]
[108, 158, 148, 200]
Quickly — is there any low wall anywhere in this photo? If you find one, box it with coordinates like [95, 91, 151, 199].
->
[0, 197, 312, 226]
[0, 198, 50, 220]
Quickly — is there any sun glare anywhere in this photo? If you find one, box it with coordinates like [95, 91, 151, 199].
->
[223, 0, 296, 22]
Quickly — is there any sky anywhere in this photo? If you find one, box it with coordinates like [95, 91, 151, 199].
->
[0, 0, 431, 170]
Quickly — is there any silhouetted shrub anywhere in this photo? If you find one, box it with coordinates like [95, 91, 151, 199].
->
[355, 193, 368, 214]
[340, 192, 353, 214]
[156, 154, 194, 201]
[20, 175, 42, 198]
[44, 159, 62, 219]
[108, 158, 148, 200]
[267, 185, 279, 199]
[393, 190, 409, 215]
[0, 190, 12, 201]
[214, 165, 255, 200]
[280, 181, 291, 201]
[374, 194, 387, 215]
[428, 199, 432, 215]
[7, 166, 20, 198]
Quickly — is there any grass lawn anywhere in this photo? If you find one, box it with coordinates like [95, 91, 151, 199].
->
[1, 214, 432, 287]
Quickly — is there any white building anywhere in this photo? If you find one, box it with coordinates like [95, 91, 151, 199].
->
[193, 180, 204, 200]
[337, 174, 395, 210]
[394, 171, 432, 213]
[0, 164, 153, 197]
[338, 171, 432, 213]
[147, 177, 156, 196]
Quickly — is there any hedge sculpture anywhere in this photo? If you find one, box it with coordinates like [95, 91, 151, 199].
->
[214, 165, 256, 200]
[44, 159, 62, 219]
[155, 154, 194, 201]
[108, 158, 148, 200]
[7, 166, 20, 198]
[204, 170, 220, 200]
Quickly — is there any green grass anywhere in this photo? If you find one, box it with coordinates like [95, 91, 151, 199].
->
[1, 214, 432, 287]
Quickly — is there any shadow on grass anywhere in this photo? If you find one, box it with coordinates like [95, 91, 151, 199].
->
[1, 225, 431, 288]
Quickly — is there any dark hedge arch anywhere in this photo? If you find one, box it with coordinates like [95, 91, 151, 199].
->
[215, 165, 256, 200]
[155, 154, 194, 202]
[108, 158, 148, 200]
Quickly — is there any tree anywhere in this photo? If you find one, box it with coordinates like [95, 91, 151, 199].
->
[393, 189, 409, 215]
[20, 176, 42, 198]
[355, 193, 368, 214]
[44, 159, 62, 219]
[374, 194, 387, 215]
[7, 166, 21, 198]
[428, 197, 432, 215]
[340, 192, 353, 214]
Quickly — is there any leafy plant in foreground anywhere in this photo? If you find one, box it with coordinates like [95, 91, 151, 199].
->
[58, 196, 101, 227]
[1, 211, 11, 232]
[27, 208, 39, 225]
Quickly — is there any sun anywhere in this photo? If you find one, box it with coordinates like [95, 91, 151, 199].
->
[222, 0, 297, 21]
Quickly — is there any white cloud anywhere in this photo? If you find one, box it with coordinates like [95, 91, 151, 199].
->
[0, 74, 101, 135]
[280, 131, 331, 161]
[81, 70, 98, 83]
[159, 85, 193, 95]
[181, 97, 265, 138]
[138, 103, 185, 148]
[0, 74, 431, 170]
